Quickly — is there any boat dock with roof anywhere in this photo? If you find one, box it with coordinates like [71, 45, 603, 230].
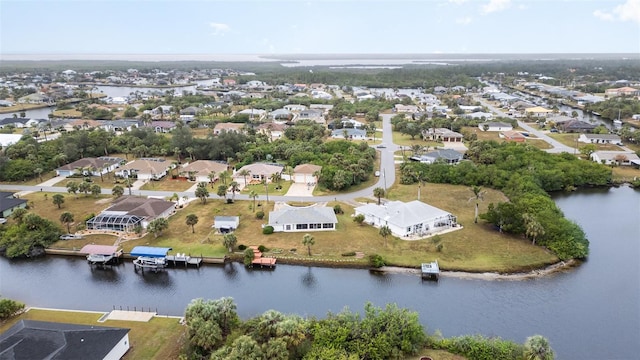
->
[80, 245, 123, 267]
[421, 260, 440, 281]
[130, 246, 172, 273]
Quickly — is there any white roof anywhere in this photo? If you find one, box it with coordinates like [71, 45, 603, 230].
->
[0, 134, 23, 147]
[269, 205, 337, 225]
[356, 200, 452, 228]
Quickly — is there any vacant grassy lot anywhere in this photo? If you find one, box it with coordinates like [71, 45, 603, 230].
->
[461, 126, 500, 141]
[240, 181, 292, 196]
[0, 309, 184, 360]
[24, 192, 113, 228]
[392, 131, 441, 147]
[611, 165, 640, 182]
[548, 133, 623, 151]
[139, 177, 194, 192]
[525, 138, 553, 150]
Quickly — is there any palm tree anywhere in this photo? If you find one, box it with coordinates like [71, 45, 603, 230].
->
[373, 187, 385, 205]
[185, 214, 199, 233]
[195, 182, 209, 204]
[112, 185, 124, 198]
[270, 172, 282, 186]
[217, 184, 227, 200]
[59, 212, 74, 233]
[207, 171, 217, 188]
[469, 185, 485, 223]
[522, 213, 545, 246]
[524, 335, 555, 360]
[124, 177, 133, 196]
[33, 167, 43, 183]
[238, 169, 251, 186]
[218, 170, 230, 186]
[222, 233, 237, 253]
[249, 190, 258, 212]
[416, 171, 428, 201]
[379, 225, 392, 247]
[302, 233, 315, 256]
[229, 181, 239, 202]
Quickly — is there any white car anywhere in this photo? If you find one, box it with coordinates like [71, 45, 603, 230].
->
[375, 171, 381, 177]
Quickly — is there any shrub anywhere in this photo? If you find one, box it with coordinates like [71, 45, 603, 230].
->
[369, 254, 385, 268]
[290, 248, 297, 252]
[238, 244, 247, 251]
[342, 251, 356, 257]
[255, 210, 265, 219]
[262, 226, 274, 235]
[226, 199, 234, 204]
[258, 245, 267, 252]
[333, 204, 344, 214]
[243, 248, 255, 267]
[0, 298, 25, 319]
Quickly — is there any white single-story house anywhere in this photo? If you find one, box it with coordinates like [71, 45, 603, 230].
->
[354, 200, 458, 238]
[422, 128, 464, 142]
[55, 157, 123, 177]
[395, 104, 419, 113]
[213, 122, 245, 135]
[331, 128, 367, 140]
[0, 320, 130, 360]
[180, 160, 228, 183]
[234, 163, 284, 185]
[293, 164, 322, 183]
[465, 111, 493, 120]
[268, 204, 337, 232]
[478, 122, 513, 132]
[284, 104, 307, 112]
[115, 159, 170, 180]
[590, 151, 640, 166]
[578, 133, 621, 144]
[213, 216, 239, 233]
[632, 114, 640, 120]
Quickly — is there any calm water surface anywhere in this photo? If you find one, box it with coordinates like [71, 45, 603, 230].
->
[1, 186, 639, 359]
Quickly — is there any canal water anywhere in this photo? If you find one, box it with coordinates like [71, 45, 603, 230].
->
[1, 186, 639, 359]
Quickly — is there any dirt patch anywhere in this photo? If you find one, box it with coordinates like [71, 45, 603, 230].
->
[95, 198, 112, 204]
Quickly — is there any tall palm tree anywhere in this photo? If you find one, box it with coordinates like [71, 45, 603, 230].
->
[373, 187, 385, 205]
[302, 233, 315, 256]
[218, 170, 230, 186]
[59, 212, 74, 233]
[522, 213, 545, 246]
[229, 181, 239, 202]
[249, 190, 258, 212]
[238, 169, 251, 186]
[207, 171, 217, 188]
[523, 335, 554, 360]
[469, 185, 485, 223]
[379, 225, 392, 247]
[185, 214, 199, 233]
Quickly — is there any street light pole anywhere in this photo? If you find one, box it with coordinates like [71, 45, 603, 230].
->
[383, 169, 387, 190]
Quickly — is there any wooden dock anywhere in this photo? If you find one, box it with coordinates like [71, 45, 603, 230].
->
[250, 246, 276, 269]
[166, 253, 203, 268]
[421, 260, 440, 281]
[79, 245, 123, 267]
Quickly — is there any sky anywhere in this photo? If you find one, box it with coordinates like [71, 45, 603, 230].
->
[1, 0, 639, 57]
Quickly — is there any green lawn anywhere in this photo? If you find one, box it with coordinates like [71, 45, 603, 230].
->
[240, 181, 291, 197]
[548, 133, 624, 151]
[0, 309, 184, 360]
[392, 131, 441, 147]
[139, 176, 194, 192]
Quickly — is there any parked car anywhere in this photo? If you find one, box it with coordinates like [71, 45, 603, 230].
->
[376, 144, 386, 148]
[60, 234, 83, 240]
[550, 128, 558, 133]
[375, 171, 381, 177]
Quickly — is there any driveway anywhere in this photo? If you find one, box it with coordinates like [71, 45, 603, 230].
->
[284, 183, 314, 197]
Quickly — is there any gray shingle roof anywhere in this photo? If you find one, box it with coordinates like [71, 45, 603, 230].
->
[0, 320, 129, 360]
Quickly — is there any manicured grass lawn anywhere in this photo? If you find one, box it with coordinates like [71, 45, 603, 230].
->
[24, 192, 114, 229]
[240, 181, 291, 196]
[548, 133, 624, 151]
[392, 131, 440, 147]
[0, 309, 185, 360]
[50, 233, 119, 249]
[139, 176, 194, 192]
[54, 176, 115, 188]
[461, 126, 500, 141]
[0, 103, 51, 113]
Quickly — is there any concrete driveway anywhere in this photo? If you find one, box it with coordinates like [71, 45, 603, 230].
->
[284, 182, 315, 197]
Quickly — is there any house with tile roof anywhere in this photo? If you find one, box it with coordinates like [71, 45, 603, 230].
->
[355, 200, 458, 238]
[180, 160, 228, 183]
[0, 320, 130, 360]
[268, 204, 337, 232]
[115, 159, 171, 180]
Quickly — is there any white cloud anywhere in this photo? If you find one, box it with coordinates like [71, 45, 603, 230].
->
[593, 9, 614, 21]
[209, 22, 230, 35]
[481, 0, 511, 14]
[613, 0, 640, 23]
[448, 0, 468, 4]
[456, 16, 473, 24]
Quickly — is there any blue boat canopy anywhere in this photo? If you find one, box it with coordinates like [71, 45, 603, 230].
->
[130, 246, 172, 258]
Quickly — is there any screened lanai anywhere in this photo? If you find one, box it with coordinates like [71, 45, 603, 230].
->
[86, 214, 143, 232]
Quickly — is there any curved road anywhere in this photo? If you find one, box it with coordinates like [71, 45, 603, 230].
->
[0, 115, 399, 202]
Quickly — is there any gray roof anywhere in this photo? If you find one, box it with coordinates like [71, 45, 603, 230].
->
[412, 149, 464, 162]
[356, 200, 452, 228]
[331, 128, 366, 137]
[269, 206, 337, 226]
[0, 191, 27, 214]
[0, 320, 129, 360]
[215, 216, 239, 224]
[582, 134, 621, 140]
